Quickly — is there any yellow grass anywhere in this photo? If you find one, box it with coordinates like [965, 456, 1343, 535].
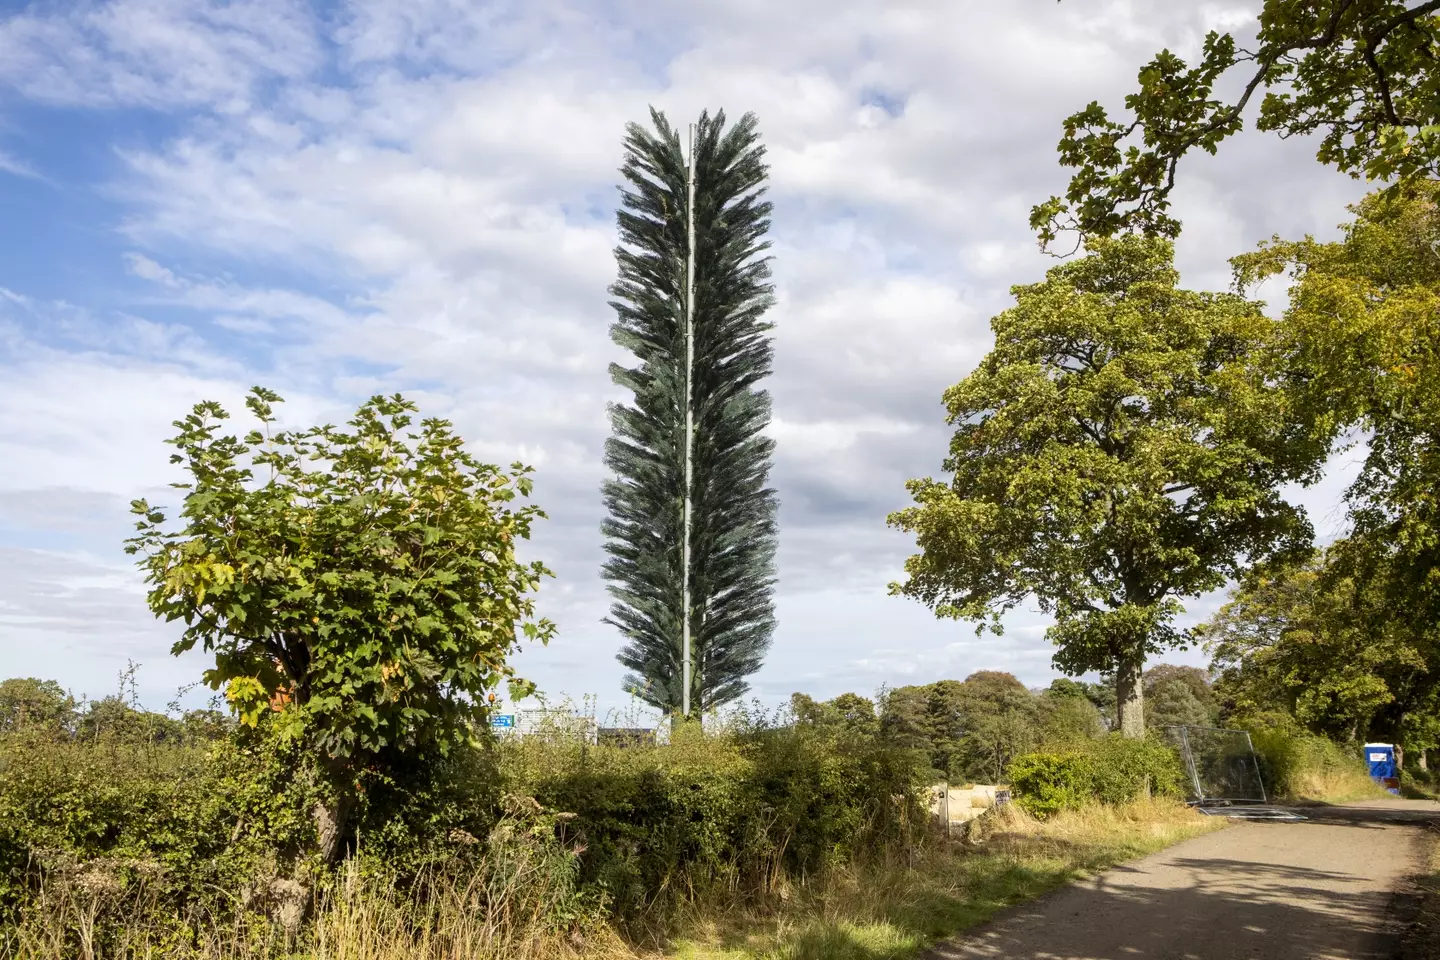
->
[3, 801, 1223, 960]
[661, 799, 1225, 960]
[1286, 763, 1393, 805]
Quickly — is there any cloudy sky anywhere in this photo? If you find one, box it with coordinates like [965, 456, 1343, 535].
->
[0, 0, 1374, 719]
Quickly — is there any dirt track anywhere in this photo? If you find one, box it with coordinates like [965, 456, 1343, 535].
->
[926, 799, 1439, 960]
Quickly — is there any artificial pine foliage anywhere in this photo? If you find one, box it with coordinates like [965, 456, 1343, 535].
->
[600, 107, 778, 717]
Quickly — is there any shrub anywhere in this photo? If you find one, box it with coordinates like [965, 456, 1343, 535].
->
[0, 721, 315, 936]
[0, 707, 929, 947]
[1008, 753, 1095, 818]
[500, 719, 926, 923]
[1087, 736, 1186, 804]
[1009, 736, 1185, 818]
[1236, 711, 1381, 801]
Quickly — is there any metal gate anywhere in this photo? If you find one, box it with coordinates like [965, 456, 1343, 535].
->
[1166, 725, 1267, 805]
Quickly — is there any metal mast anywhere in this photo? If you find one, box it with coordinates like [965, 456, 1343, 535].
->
[681, 122, 697, 720]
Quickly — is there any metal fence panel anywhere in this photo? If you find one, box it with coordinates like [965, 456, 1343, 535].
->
[1165, 725, 1267, 805]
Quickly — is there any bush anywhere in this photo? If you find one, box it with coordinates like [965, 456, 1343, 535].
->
[1009, 736, 1185, 818]
[500, 719, 926, 923]
[1087, 737, 1186, 804]
[0, 708, 930, 948]
[0, 721, 316, 938]
[1237, 711, 1381, 801]
[1008, 753, 1095, 818]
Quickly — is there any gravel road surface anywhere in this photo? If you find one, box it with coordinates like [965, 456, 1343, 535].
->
[925, 799, 1439, 960]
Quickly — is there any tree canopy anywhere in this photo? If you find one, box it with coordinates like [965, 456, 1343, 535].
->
[126, 388, 554, 859]
[1034, 1, 1440, 246]
[878, 672, 1039, 782]
[1213, 180, 1440, 749]
[0, 678, 75, 736]
[890, 235, 1325, 736]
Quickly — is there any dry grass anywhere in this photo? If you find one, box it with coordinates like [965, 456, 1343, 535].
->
[1285, 763, 1392, 805]
[3, 802, 1222, 960]
[661, 799, 1225, 960]
[3, 844, 629, 960]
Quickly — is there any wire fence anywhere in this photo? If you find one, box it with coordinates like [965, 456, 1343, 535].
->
[1165, 725, 1267, 805]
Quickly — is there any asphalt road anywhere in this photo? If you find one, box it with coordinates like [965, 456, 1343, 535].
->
[925, 799, 1440, 960]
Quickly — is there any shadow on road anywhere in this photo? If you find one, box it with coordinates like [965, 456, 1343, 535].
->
[924, 865, 1395, 959]
[918, 802, 1440, 960]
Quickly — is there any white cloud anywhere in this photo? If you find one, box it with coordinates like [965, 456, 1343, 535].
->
[0, 148, 40, 179]
[0, 0, 1377, 710]
[0, 0, 321, 109]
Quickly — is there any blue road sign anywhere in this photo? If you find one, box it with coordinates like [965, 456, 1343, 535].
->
[491, 714, 516, 729]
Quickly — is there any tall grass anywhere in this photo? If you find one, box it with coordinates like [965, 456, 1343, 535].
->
[665, 799, 1224, 960]
[3, 803, 624, 960]
[1242, 716, 1390, 803]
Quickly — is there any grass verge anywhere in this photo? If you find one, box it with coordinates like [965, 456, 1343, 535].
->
[662, 799, 1225, 960]
[0, 790, 1223, 960]
[1400, 815, 1440, 960]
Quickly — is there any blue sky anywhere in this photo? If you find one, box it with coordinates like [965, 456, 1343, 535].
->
[0, 0, 1374, 721]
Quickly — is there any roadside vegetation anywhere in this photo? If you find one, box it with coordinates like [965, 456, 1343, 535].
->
[7, 180, 1435, 959]
[0, 660, 1375, 960]
[7, 2, 1440, 954]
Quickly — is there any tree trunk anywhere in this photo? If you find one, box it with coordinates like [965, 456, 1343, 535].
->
[1420, 750, 1429, 773]
[1116, 657, 1145, 739]
[313, 791, 353, 864]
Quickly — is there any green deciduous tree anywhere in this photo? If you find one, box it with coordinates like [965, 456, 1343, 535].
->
[0, 678, 75, 736]
[955, 671, 1040, 783]
[126, 388, 554, 860]
[601, 108, 779, 719]
[1048, 676, 1117, 730]
[790, 691, 879, 735]
[1034, 1, 1440, 246]
[1144, 664, 1218, 727]
[878, 672, 1038, 781]
[1202, 553, 1417, 741]
[1038, 684, 1108, 744]
[889, 236, 1324, 738]
[1143, 664, 1219, 731]
[1225, 181, 1440, 751]
[879, 681, 964, 779]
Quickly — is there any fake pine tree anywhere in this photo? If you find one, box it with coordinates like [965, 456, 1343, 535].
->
[600, 108, 778, 720]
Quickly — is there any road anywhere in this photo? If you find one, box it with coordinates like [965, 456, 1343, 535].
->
[925, 799, 1439, 960]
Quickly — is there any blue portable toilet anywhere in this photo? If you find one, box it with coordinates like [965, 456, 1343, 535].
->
[1364, 743, 1401, 794]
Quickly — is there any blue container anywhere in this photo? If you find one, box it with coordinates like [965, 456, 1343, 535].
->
[1364, 743, 1400, 794]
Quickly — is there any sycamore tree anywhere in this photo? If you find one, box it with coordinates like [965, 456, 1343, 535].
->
[1035, 1, 1440, 247]
[889, 236, 1325, 737]
[126, 389, 555, 861]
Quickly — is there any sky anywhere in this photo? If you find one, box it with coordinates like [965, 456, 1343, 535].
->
[0, 0, 1377, 722]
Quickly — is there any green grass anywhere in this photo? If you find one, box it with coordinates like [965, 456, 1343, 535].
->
[662, 799, 1226, 960]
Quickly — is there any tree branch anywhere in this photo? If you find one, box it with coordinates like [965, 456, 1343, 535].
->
[1361, 0, 1440, 126]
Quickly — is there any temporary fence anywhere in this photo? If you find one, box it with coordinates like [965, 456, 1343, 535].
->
[1165, 724, 1267, 805]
